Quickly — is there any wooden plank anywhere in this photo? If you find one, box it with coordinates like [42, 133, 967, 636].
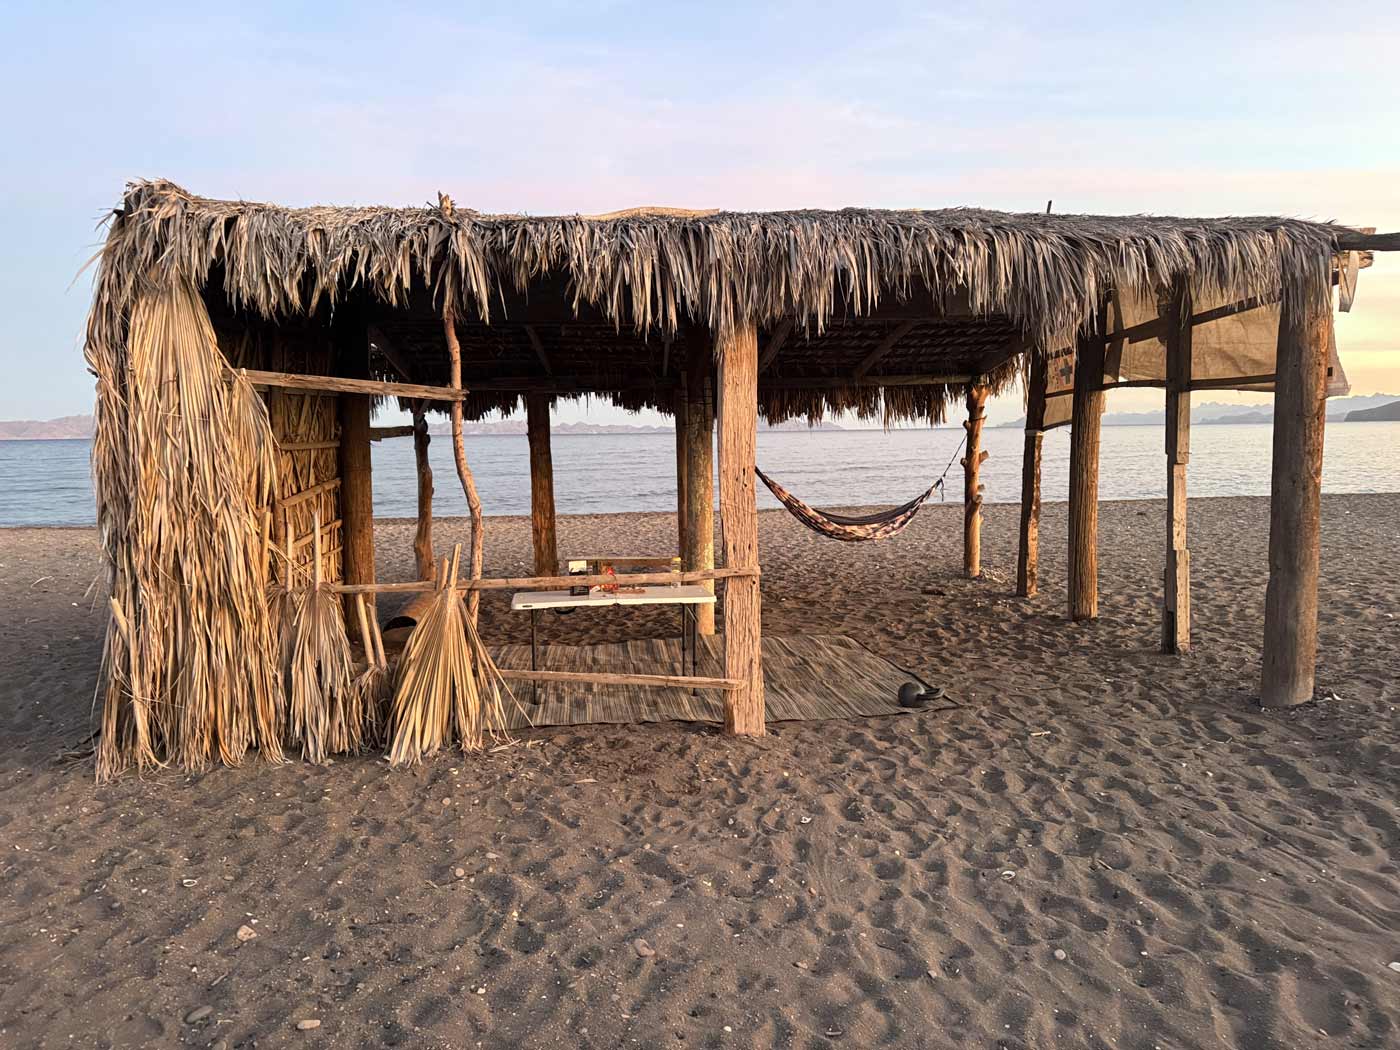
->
[1016, 351, 1047, 598]
[240, 368, 469, 402]
[854, 320, 918, 378]
[1067, 307, 1107, 621]
[332, 566, 757, 595]
[370, 425, 416, 441]
[1163, 276, 1192, 654]
[1260, 298, 1329, 707]
[498, 668, 740, 691]
[526, 393, 558, 576]
[717, 322, 765, 735]
[961, 384, 989, 578]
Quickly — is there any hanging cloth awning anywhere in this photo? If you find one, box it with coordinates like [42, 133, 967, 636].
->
[755, 467, 938, 542]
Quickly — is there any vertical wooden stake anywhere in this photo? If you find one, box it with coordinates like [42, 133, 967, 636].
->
[1016, 352, 1047, 598]
[675, 376, 690, 559]
[526, 393, 558, 576]
[1260, 294, 1330, 707]
[1068, 307, 1107, 621]
[962, 384, 989, 578]
[443, 310, 484, 623]
[411, 407, 435, 581]
[1163, 277, 1193, 653]
[335, 304, 374, 615]
[685, 338, 717, 636]
[716, 321, 764, 734]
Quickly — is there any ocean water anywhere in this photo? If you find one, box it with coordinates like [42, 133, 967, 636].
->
[2, 422, 1398, 527]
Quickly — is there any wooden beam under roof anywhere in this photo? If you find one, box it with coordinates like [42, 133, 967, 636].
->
[853, 320, 918, 378]
[524, 325, 554, 375]
[758, 319, 793, 372]
[367, 325, 417, 382]
[239, 368, 469, 402]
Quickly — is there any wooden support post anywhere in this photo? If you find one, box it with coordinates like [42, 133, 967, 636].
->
[1260, 295, 1330, 707]
[1016, 352, 1047, 598]
[526, 394, 558, 576]
[411, 407, 434, 581]
[961, 384, 989, 578]
[716, 322, 764, 734]
[675, 379, 689, 558]
[685, 342, 717, 636]
[1067, 309, 1106, 621]
[1163, 277, 1193, 653]
[442, 309, 484, 623]
[334, 304, 375, 613]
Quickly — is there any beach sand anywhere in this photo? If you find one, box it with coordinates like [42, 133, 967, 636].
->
[1, 494, 1398, 1049]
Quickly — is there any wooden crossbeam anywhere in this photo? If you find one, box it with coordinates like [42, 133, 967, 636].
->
[332, 566, 757, 595]
[853, 320, 918, 378]
[239, 368, 468, 402]
[370, 425, 416, 441]
[758, 319, 794, 372]
[524, 325, 554, 376]
[497, 668, 740, 691]
[367, 326, 417, 383]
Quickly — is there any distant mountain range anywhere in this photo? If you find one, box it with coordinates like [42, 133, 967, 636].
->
[998, 393, 1400, 429]
[0, 414, 96, 440]
[1346, 399, 1400, 422]
[0, 414, 849, 440]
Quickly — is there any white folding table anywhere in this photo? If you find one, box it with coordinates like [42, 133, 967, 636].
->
[510, 585, 717, 697]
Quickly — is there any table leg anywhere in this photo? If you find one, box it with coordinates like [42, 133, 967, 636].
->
[531, 609, 539, 705]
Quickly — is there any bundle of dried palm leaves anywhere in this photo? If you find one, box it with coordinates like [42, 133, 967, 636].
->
[385, 547, 513, 765]
[286, 513, 359, 762]
[91, 279, 284, 779]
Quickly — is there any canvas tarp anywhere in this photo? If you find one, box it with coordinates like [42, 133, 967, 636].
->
[1038, 290, 1350, 431]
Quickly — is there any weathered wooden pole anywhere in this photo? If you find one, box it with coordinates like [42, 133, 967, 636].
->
[442, 308, 484, 623]
[962, 383, 989, 578]
[1260, 294, 1330, 707]
[684, 342, 717, 635]
[411, 406, 434, 581]
[716, 321, 764, 734]
[335, 302, 375, 613]
[525, 393, 558, 576]
[1163, 277, 1193, 653]
[675, 377, 689, 558]
[1067, 309, 1106, 621]
[1016, 352, 1048, 598]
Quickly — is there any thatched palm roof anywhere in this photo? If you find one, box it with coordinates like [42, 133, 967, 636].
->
[96, 180, 1345, 344]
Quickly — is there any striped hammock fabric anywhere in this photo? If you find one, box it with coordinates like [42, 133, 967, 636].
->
[755, 467, 938, 542]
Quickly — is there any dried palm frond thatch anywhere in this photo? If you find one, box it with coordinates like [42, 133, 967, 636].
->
[385, 548, 513, 766]
[286, 513, 359, 762]
[91, 279, 284, 780]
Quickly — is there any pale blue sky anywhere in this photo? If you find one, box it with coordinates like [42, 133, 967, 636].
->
[2, 1, 1396, 426]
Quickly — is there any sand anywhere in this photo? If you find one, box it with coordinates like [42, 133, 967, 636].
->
[1, 494, 1398, 1049]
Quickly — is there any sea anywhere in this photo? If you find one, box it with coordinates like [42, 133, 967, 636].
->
[2, 422, 1398, 527]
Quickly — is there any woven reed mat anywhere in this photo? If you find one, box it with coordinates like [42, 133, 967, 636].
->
[491, 633, 932, 729]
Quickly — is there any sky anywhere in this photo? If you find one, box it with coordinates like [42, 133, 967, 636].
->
[1, 1, 1396, 428]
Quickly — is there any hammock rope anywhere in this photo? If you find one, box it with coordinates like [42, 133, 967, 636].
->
[756, 434, 968, 543]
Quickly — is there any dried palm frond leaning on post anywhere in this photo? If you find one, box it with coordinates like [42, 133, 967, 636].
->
[352, 592, 392, 747]
[385, 546, 514, 765]
[287, 511, 359, 762]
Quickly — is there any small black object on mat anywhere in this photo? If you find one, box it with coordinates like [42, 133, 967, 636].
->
[897, 682, 947, 709]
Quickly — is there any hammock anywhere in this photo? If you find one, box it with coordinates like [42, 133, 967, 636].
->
[755, 467, 938, 542]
